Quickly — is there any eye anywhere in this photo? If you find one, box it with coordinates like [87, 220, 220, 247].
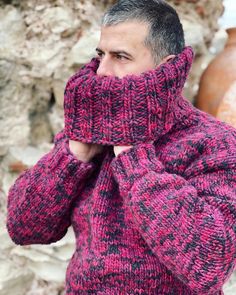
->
[115, 54, 128, 61]
[96, 51, 104, 59]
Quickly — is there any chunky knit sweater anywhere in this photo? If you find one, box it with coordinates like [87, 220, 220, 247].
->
[7, 47, 236, 295]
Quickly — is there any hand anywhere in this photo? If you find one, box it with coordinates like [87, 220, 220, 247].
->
[114, 145, 132, 157]
[69, 140, 103, 163]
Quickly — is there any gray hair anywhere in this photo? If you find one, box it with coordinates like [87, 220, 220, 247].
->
[102, 0, 185, 65]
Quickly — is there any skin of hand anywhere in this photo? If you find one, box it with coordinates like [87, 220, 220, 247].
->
[69, 140, 103, 163]
[113, 145, 132, 157]
[69, 140, 132, 161]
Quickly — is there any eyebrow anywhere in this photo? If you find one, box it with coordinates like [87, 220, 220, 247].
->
[96, 47, 133, 59]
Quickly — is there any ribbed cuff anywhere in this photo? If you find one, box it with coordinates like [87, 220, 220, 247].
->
[48, 138, 95, 181]
[111, 144, 164, 192]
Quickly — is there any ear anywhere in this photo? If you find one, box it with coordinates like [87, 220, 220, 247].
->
[159, 54, 175, 65]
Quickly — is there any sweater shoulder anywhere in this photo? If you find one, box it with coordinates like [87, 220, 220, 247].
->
[167, 109, 236, 151]
[157, 112, 236, 176]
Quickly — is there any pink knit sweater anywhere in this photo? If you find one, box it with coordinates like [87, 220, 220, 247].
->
[7, 47, 236, 294]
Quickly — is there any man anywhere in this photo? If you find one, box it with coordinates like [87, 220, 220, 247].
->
[7, 1, 236, 294]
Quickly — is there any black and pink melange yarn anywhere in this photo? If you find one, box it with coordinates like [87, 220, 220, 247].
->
[7, 47, 236, 294]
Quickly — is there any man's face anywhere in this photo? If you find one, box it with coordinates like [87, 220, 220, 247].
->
[96, 21, 157, 78]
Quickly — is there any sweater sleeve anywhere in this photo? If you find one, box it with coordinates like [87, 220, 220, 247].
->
[7, 130, 95, 245]
[111, 144, 236, 294]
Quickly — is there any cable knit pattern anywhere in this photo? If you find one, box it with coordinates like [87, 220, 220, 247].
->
[7, 47, 236, 294]
[64, 47, 194, 145]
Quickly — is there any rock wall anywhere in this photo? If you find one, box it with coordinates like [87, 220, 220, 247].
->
[1, 0, 235, 294]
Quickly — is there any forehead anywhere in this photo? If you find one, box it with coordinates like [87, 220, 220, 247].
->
[98, 21, 149, 52]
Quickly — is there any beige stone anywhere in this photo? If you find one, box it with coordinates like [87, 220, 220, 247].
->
[182, 19, 206, 54]
[48, 105, 64, 135]
[41, 7, 79, 35]
[0, 257, 34, 295]
[52, 67, 74, 107]
[0, 6, 26, 58]
[0, 61, 35, 147]
[66, 28, 100, 67]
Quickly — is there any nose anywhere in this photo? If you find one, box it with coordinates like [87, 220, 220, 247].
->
[97, 57, 113, 77]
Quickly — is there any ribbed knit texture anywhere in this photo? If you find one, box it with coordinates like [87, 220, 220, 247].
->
[7, 47, 236, 294]
[64, 47, 193, 145]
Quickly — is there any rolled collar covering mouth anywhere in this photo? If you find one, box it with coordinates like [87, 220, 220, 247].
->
[64, 46, 194, 145]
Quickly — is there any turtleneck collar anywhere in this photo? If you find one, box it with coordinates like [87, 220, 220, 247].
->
[64, 46, 195, 145]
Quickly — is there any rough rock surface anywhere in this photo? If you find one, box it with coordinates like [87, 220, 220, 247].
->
[0, 0, 235, 294]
